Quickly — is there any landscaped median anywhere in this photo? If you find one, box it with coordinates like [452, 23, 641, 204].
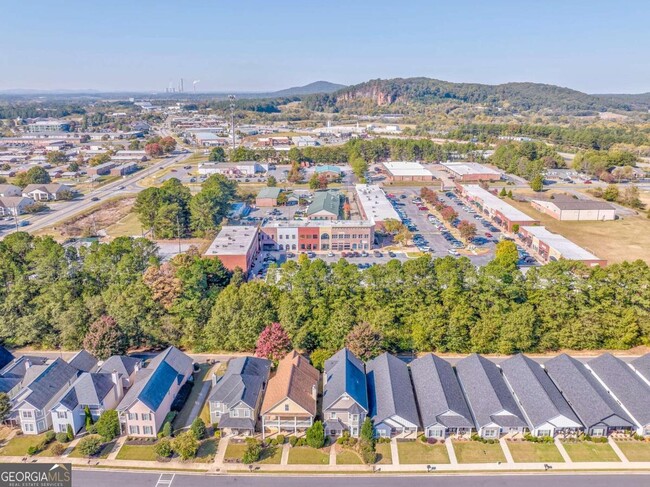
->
[396, 438, 450, 464]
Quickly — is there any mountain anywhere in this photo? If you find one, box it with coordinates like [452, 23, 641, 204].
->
[301, 77, 650, 113]
[270, 81, 346, 97]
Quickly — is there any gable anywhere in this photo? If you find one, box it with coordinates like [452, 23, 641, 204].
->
[265, 397, 311, 416]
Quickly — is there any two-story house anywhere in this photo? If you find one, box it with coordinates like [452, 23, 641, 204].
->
[322, 348, 368, 438]
[50, 371, 123, 435]
[116, 347, 193, 437]
[260, 351, 319, 439]
[208, 356, 271, 436]
[97, 355, 143, 389]
[22, 183, 72, 201]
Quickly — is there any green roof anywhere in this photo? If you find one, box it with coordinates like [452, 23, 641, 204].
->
[257, 187, 282, 199]
[315, 165, 342, 174]
[307, 190, 341, 217]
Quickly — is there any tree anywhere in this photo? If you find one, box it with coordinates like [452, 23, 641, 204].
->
[287, 162, 303, 183]
[306, 420, 325, 448]
[345, 323, 384, 361]
[309, 348, 330, 371]
[359, 418, 377, 464]
[145, 143, 163, 157]
[530, 174, 544, 192]
[0, 392, 10, 423]
[77, 435, 102, 457]
[208, 147, 226, 162]
[242, 437, 262, 464]
[46, 151, 68, 164]
[499, 188, 507, 197]
[162, 421, 172, 438]
[159, 136, 177, 153]
[267, 175, 277, 187]
[350, 156, 368, 181]
[95, 410, 120, 441]
[154, 438, 173, 458]
[66, 424, 74, 442]
[255, 322, 291, 362]
[440, 206, 458, 222]
[82, 315, 127, 360]
[458, 220, 477, 242]
[190, 417, 206, 440]
[494, 240, 519, 268]
[88, 153, 111, 167]
[128, 139, 141, 150]
[603, 184, 620, 202]
[143, 262, 182, 309]
[172, 431, 199, 460]
[15, 166, 51, 187]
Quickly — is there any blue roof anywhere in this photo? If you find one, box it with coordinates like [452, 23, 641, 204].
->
[323, 348, 368, 412]
[139, 361, 181, 411]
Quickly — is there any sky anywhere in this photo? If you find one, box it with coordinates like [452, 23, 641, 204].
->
[1, 0, 649, 94]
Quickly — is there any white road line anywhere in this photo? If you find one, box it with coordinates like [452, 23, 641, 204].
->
[155, 473, 175, 487]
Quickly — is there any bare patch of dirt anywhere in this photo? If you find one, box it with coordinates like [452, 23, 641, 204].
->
[58, 197, 136, 238]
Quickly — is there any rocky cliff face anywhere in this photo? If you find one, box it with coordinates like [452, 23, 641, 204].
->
[338, 82, 397, 106]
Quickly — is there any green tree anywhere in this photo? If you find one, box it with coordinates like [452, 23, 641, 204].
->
[603, 184, 620, 202]
[305, 420, 325, 448]
[208, 147, 226, 162]
[242, 437, 262, 464]
[0, 392, 10, 422]
[95, 410, 120, 441]
[190, 417, 206, 440]
[154, 438, 173, 458]
[530, 174, 544, 192]
[172, 431, 199, 460]
[267, 175, 277, 187]
[77, 435, 102, 457]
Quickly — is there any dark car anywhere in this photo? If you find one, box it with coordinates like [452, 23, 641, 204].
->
[388, 251, 396, 258]
[91, 196, 100, 201]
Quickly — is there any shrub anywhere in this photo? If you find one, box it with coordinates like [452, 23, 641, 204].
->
[56, 433, 70, 444]
[242, 438, 262, 464]
[86, 424, 97, 435]
[306, 420, 325, 449]
[289, 436, 298, 447]
[296, 437, 307, 447]
[27, 446, 39, 456]
[154, 438, 173, 458]
[359, 442, 377, 464]
[418, 434, 427, 443]
[44, 431, 56, 444]
[77, 435, 102, 457]
[376, 437, 391, 444]
[276, 434, 285, 445]
[190, 418, 206, 440]
[214, 429, 221, 439]
[172, 432, 199, 460]
[162, 421, 172, 438]
[427, 437, 438, 444]
[51, 443, 66, 456]
[523, 434, 554, 444]
[95, 410, 120, 442]
[66, 424, 74, 442]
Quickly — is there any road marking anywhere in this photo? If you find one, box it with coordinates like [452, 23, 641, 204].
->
[155, 473, 175, 487]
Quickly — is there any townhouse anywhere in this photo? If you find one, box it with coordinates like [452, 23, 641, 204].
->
[322, 348, 369, 438]
[97, 355, 143, 389]
[366, 353, 419, 438]
[209, 356, 271, 436]
[630, 353, 650, 387]
[410, 353, 474, 439]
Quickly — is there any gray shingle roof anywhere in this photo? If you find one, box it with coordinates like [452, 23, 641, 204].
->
[209, 356, 271, 410]
[587, 353, 650, 427]
[631, 353, 650, 383]
[22, 358, 79, 410]
[68, 350, 98, 373]
[217, 413, 255, 431]
[410, 353, 473, 430]
[0, 355, 48, 379]
[98, 355, 142, 378]
[455, 354, 526, 430]
[366, 353, 419, 427]
[323, 348, 368, 413]
[500, 354, 581, 430]
[57, 372, 116, 410]
[544, 353, 634, 429]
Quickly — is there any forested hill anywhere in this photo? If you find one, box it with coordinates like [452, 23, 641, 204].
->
[301, 77, 650, 113]
[270, 81, 346, 97]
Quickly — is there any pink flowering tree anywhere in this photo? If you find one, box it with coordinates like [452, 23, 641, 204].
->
[255, 323, 292, 362]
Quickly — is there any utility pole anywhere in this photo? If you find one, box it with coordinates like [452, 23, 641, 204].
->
[229, 95, 236, 152]
[12, 205, 18, 232]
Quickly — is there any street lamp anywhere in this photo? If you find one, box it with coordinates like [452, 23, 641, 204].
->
[228, 95, 236, 152]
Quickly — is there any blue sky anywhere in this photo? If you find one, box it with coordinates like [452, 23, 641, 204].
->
[1, 0, 648, 93]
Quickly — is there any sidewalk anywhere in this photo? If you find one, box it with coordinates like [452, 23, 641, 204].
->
[390, 439, 399, 465]
[106, 436, 127, 461]
[554, 438, 572, 463]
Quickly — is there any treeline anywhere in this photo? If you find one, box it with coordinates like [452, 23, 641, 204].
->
[0, 103, 86, 120]
[445, 123, 650, 150]
[489, 141, 564, 180]
[1, 235, 648, 356]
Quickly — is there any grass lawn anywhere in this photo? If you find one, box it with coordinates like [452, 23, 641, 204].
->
[561, 441, 620, 462]
[194, 439, 218, 463]
[615, 441, 650, 462]
[68, 440, 115, 459]
[115, 443, 159, 462]
[507, 441, 564, 463]
[396, 440, 450, 464]
[172, 363, 212, 433]
[224, 442, 247, 461]
[258, 445, 283, 464]
[105, 212, 143, 238]
[375, 442, 393, 464]
[287, 446, 330, 465]
[452, 441, 507, 464]
[0, 433, 53, 456]
[336, 449, 363, 465]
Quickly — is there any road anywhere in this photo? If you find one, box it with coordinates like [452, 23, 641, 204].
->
[71, 471, 650, 487]
[0, 151, 192, 238]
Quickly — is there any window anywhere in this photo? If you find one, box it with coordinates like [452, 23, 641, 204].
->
[284, 404, 290, 412]
[330, 412, 337, 419]
[142, 413, 152, 421]
[58, 424, 67, 433]
[21, 410, 33, 419]
[351, 414, 359, 422]
[129, 425, 140, 435]
[143, 426, 153, 435]
[231, 409, 239, 417]
[127, 413, 138, 421]
[24, 423, 34, 432]
[56, 411, 67, 419]
[244, 409, 251, 418]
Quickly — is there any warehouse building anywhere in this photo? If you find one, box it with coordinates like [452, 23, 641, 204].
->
[256, 187, 283, 207]
[355, 184, 400, 224]
[441, 162, 502, 182]
[204, 225, 260, 273]
[457, 184, 539, 232]
[382, 161, 435, 182]
[519, 226, 606, 267]
[531, 198, 616, 221]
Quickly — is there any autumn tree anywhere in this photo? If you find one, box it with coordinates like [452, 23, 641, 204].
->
[255, 322, 291, 362]
[458, 220, 477, 242]
[145, 142, 163, 157]
[345, 322, 384, 361]
[159, 136, 177, 153]
[440, 206, 458, 223]
[82, 315, 127, 360]
[143, 262, 182, 309]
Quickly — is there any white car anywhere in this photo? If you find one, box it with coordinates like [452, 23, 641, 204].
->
[447, 249, 459, 256]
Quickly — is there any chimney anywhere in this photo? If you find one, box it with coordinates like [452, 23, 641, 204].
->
[311, 383, 317, 400]
[111, 370, 123, 400]
[134, 360, 141, 373]
[212, 373, 218, 387]
[24, 358, 31, 369]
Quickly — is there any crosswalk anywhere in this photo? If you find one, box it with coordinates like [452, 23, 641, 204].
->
[155, 473, 175, 487]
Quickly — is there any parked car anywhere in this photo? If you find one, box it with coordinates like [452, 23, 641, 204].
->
[388, 251, 396, 258]
[485, 232, 493, 238]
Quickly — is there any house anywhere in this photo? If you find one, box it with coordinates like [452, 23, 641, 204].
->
[50, 371, 123, 435]
[208, 356, 271, 436]
[68, 350, 98, 373]
[116, 347, 193, 437]
[366, 353, 419, 438]
[0, 184, 22, 197]
[13, 358, 80, 435]
[500, 354, 582, 437]
[455, 354, 527, 438]
[307, 191, 341, 220]
[630, 353, 650, 387]
[544, 354, 635, 436]
[0, 197, 35, 216]
[22, 183, 71, 201]
[410, 354, 474, 438]
[0, 345, 14, 370]
[97, 355, 143, 389]
[322, 348, 369, 438]
[0, 355, 49, 399]
[256, 187, 283, 207]
[586, 354, 650, 437]
[260, 351, 319, 439]
[314, 165, 342, 181]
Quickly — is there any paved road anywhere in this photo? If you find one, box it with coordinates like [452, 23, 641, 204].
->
[71, 471, 650, 487]
[0, 151, 192, 238]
